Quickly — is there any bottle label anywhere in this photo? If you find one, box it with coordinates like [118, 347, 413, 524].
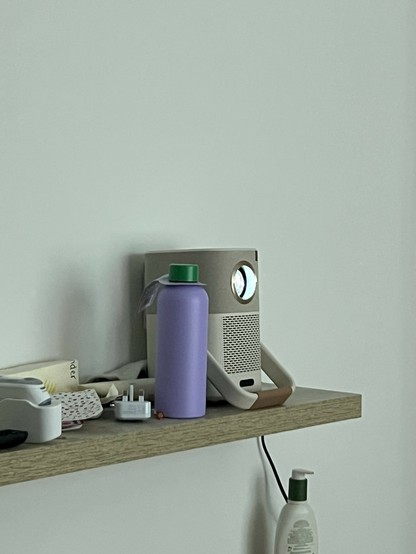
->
[137, 277, 165, 312]
[138, 275, 206, 312]
[286, 519, 317, 553]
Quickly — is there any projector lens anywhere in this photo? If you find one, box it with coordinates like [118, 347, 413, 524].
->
[231, 263, 257, 303]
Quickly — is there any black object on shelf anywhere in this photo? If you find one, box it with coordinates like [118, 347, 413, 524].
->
[0, 429, 28, 449]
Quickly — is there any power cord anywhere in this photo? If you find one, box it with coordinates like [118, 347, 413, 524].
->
[260, 435, 288, 503]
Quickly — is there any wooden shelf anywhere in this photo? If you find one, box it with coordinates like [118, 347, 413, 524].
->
[0, 387, 361, 487]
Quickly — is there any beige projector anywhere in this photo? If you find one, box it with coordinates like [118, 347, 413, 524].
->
[144, 248, 294, 410]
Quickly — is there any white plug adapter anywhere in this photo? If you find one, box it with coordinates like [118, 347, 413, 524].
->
[114, 386, 151, 421]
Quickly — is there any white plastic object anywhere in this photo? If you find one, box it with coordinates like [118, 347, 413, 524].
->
[0, 376, 52, 406]
[275, 469, 318, 554]
[292, 469, 314, 480]
[0, 398, 62, 443]
[114, 388, 151, 420]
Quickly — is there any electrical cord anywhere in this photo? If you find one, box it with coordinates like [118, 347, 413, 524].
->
[260, 435, 288, 503]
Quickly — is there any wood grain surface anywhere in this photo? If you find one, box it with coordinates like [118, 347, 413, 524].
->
[0, 387, 361, 487]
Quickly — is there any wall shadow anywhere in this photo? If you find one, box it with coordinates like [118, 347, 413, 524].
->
[128, 253, 147, 363]
[244, 475, 272, 554]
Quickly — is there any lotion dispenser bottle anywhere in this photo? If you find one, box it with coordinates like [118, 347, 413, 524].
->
[275, 469, 318, 554]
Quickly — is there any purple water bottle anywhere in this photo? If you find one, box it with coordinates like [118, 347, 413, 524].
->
[155, 263, 209, 418]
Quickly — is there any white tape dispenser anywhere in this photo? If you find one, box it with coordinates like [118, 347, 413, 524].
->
[0, 377, 62, 443]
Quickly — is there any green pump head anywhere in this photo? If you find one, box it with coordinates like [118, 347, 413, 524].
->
[288, 469, 314, 502]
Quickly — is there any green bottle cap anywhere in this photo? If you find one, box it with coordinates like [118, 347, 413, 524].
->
[168, 263, 199, 283]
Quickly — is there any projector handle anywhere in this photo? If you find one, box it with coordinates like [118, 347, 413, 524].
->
[260, 344, 294, 390]
[207, 347, 294, 411]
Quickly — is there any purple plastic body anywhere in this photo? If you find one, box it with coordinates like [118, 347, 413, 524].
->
[155, 284, 209, 418]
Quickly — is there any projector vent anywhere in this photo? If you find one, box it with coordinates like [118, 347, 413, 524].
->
[222, 313, 261, 374]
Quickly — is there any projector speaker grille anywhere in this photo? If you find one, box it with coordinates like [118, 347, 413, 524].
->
[222, 313, 261, 374]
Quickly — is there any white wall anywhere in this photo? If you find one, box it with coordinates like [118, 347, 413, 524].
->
[1, 1, 415, 552]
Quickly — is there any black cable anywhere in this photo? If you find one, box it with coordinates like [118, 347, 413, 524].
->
[260, 435, 288, 503]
